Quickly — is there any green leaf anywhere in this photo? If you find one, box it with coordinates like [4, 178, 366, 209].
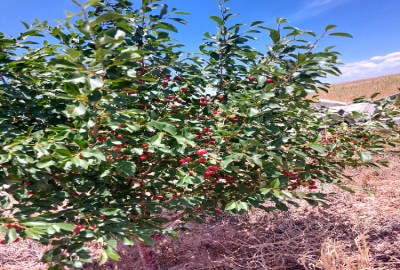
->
[149, 132, 165, 147]
[260, 188, 271, 195]
[21, 221, 49, 227]
[209, 16, 223, 26]
[324, 24, 337, 31]
[122, 237, 135, 246]
[310, 143, 325, 154]
[359, 151, 372, 161]
[238, 201, 249, 211]
[269, 29, 280, 43]
[249, 108, 260, 117]
[147, 121, 177, 136]
[116, 161, 136, 177]
[90, 12, 125, 27]
[221, 153, 243, 169]
[84, 0, 100, 9]
[276, 17, 288, 24]
[105, 246, 120, 261]
[5, 228, 17, 243]
[100, 208, 122, 216]
[37, 160, 56, 169]
[81, 149, 106, 162]
[251, 20, 264, 27]
[281, 190, 293, 198]
[275, 202, 289, 211]
[225, 201, 236, 211]
[270, 178, 280, 188]
[329, 32, 353, 38]
[0, 195, 10, 208]
[64, 103, 86, 117]
[153, 22, 178, 33]
[210, 52, 219, 61]
[99, 250, 108, 265]
[260, 92, 275, 100]
[25, 228, 43, 240]
[55, 223, 76, 232]
[64, 82, 81, 97]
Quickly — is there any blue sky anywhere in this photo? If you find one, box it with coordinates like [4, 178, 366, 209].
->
[1, 0, 399, 83]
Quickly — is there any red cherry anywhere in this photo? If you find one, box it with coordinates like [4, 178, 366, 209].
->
[23, 181, 33, 187]
[197, 149, 208, 156]
[207, 165, 219, 171]
[98, 136, 106, 142]
[248, 76, 256, 82]
[116, 134, 123, 139]
[162, 81, 168, 87]
[204, 171, 215, 177]
[200, 101, 208, 106]
[197, 158, 206, 163]
[99, 215, 106, 220]
[73, 225, 84, 233]
[119, 123, 126, 127]
[139, 155, 147, 161]
[215, 209, 223, 215]
[266, 78, 273, 83]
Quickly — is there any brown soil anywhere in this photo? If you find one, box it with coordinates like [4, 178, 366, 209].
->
[1, 153, 400, 270]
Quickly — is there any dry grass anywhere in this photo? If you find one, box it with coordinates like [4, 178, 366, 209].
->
[320, 234, 371, 270]
[319, 73, 400, 102]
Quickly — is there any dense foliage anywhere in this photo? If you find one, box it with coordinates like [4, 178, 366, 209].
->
[0, 0, 399, 268]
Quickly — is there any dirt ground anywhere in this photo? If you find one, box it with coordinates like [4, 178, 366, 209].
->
[1, 152, 399, 270]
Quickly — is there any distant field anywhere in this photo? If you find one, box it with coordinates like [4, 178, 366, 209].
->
[319, 73, 400, 102]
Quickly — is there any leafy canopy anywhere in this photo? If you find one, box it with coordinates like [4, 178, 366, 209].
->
[0, 0, 398, 269]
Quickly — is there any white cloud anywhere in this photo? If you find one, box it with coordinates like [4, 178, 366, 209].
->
[331, 51, 400, 82]
[289, 0, 350, 21]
